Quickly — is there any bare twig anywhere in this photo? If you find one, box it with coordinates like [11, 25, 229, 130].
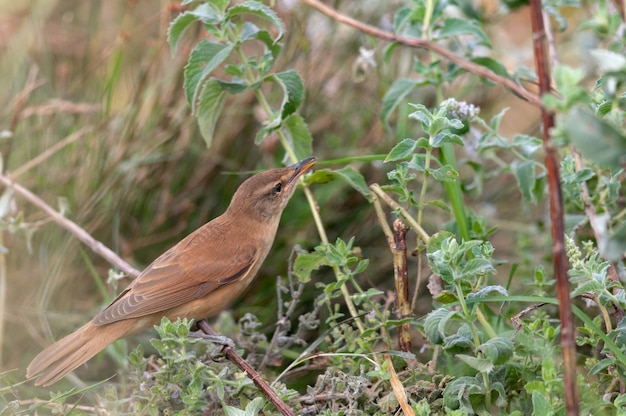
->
[529, 1, 580, 414]
[369, 184, 430, 244]
[301, 0, 542, 107]
[392, 219, 412, 353]
[0, 175, 140, 277]
[9, 127, 94, 180]
[197, 320, 295, 416]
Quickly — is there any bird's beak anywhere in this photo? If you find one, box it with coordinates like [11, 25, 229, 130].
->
[288, 156, 316, 183]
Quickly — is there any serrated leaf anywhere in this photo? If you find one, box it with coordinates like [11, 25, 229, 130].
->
[429, 165, 458, 183]
[564, 106, 626, 169]
[196, 79, 226, 147]
[269, 69, 304, 119]
[457, 354, 494, 373]
[571, 279, 603, 297]
[431, 132, 463, 148]
[381, 78, 423, 127]
[384, 138, 417, 162]
[437, 18, 491, 47]
[216, 78, 249, 94]
[282, 114, 313, 162]
[332, 166, 372, 202]
[240, 23, 282, 61]
[424, 308, 458, 344]
[227, 1, 285, 42]
[168, 11, 202, 54]
[183, 40, 234, 110]
[467, 285, 509, 301]
[294, 250, 329, 283]
[479, 337, 513, 365]
[408, 103, 433, 129]
[461, 258, 496, 278]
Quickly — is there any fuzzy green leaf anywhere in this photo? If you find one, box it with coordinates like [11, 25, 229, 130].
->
[270, 69, 304, 120]
[227, 1, 285, 42]
[332, 166, 372, 202]
[282, 114, 313, 162]
[479, 337, 514, 365]
[184, 40, 234, 110]
[294, 250, 329, 283]
[437, 18, 491, 47]
[196, 79, 226, 147]
[429, 165, 458, 183]
[384, 138, 417, 162]
[512, 160, 536, 203]
[457, 354, 494, 373]
[381, 78, 423, 127]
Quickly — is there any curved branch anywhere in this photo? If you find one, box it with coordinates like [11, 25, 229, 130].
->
[302, 0, 542, 107]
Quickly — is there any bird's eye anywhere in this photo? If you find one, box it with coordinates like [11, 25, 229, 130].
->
[272, 182, 282, 194]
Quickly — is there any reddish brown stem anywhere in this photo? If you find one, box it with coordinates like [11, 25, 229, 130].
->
[529, 2, 580, 415]
[197, 320, 295, 416]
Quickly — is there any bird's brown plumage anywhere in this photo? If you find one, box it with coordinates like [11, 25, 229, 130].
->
[27, 157, 316, 386]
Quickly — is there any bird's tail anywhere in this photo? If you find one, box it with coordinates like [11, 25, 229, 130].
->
[27, 319, 135, 386]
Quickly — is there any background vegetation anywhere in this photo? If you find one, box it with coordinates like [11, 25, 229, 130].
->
[1, 0, 625, 414]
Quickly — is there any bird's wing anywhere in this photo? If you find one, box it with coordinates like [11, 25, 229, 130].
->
[92, 224, 258, 326]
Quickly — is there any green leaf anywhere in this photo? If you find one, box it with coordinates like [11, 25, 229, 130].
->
[408, 103, 433, 130]
[381, 78, 423, 127]
[332, 166, 372, 202]
[431, 132, 463, 148]
[571, 279, 604, 298]
[429, 165, 458, 183]
[467, 285, 509, 301]
[532, 392, 552, 416]
[184, 40, 234, 110]
[424, 308, 458, 344]
[305, 167, 371, 202]
[384, 138, 417, 162]
[196, 79, 226, 147]
[227, 1, 285, 42]
[479, 337, 514, 365]
[270, 69, 305, 120]
[437, 18, 491, 47]
[471, 56, 509, 78]
[168, 9, 210, 54]
[564, 106, 626, 169]
[461, 258, 496, 278]
[294, 250, 329, 283]
[457, 354, 494, 373]
[512, 160, 536, 203]
[282, 114, 313, 162]
[240, 22, 282, 61]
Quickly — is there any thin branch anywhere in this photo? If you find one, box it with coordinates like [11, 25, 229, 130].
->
[0, 175, 140, 278]
[529, 1, 580, 414]
[301, 0, 541, 107]
[369, 184, 430, 244]
[197, 320, 295, 416]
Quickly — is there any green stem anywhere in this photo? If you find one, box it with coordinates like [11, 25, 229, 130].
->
[229, 30, 364, 333]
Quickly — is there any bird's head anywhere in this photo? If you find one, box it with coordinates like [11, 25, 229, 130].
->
[227, 157, 317, 221]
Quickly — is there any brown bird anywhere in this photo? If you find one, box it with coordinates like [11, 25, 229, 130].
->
[27, 156, 316, 386]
